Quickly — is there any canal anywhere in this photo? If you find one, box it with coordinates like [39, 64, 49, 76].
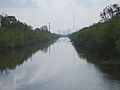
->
[0, 37, 120, 90]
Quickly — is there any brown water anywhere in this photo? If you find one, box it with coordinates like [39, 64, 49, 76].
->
[0, 37, 120, 90]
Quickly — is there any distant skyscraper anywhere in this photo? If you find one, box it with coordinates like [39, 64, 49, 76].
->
[58, 30, 61, 34]
[67, 29, 72, 34]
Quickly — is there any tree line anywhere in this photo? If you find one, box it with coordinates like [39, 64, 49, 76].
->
[0, 14, 58, 50]
[70, 4, 120, 58]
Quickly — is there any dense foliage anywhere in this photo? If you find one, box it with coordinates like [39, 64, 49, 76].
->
[0, 14, 58, 50]
[70, 4, 120, 58]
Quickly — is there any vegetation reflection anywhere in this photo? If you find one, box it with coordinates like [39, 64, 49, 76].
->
[0, 41, 54, 72]
[75, 46, 120, 82]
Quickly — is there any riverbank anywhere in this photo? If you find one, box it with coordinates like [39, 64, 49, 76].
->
[0, 14, 58, 50]
[70, 17, 120, 58]
[70, 4, 120, 59]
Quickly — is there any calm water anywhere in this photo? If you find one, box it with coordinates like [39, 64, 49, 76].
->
[0, 37, 120, 90]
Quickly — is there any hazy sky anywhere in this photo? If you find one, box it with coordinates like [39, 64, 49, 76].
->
[0, 0, 120, 33]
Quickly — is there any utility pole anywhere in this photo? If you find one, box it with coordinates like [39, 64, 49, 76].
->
[0, 16, 2, 26]
[49, 22, 50, 32]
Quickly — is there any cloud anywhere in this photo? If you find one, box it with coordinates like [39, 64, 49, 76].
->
[0, 0, 37, 8]
[0, 0, 120, 33]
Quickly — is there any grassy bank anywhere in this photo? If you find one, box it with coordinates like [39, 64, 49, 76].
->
[70, 17, 120, 58]
[0, 14, 58, 50]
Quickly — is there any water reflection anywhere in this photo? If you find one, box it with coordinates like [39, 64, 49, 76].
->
[0, 38, 120, 90]
[74, 45, 120, 82]
[0, 41, 54, 72]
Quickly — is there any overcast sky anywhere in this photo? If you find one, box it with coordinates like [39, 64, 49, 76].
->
[0, 0, 120, 33]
